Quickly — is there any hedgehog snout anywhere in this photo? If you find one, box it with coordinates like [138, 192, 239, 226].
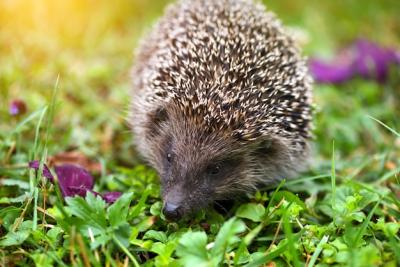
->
[162, 202, 183, 221]
[161, 178, 211, 221]
[162, 187, 186, 221]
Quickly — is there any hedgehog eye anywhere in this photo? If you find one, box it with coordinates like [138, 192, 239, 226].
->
[166, 153, 173, 163]
[207, 164, 221, 175]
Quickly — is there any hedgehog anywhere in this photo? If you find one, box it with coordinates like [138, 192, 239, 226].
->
[129, 0, 313, 220]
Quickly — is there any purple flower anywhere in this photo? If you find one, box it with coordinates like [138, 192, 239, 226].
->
[309, 59, 353, 83]
[354, 39, 399, 82]
[29, 160, 121, 203]
[9, 99, 27, 116]
[53, 164, 94, 198]
[29, 161, 54, 181]
[310, 39, 400, 84]
[102, 192, 122, 203]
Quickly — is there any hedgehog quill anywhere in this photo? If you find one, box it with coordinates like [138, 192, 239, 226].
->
[130, 0, 313, 220]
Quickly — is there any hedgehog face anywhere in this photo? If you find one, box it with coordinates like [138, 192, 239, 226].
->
[158, 130, 247, 221]
[145, 106, 253, 220]
[160, 147, 243, 219]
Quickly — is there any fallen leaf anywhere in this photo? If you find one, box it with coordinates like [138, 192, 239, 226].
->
[49, 150, 102, 173]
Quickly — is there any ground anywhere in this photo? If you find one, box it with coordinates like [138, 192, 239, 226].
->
[0, 0, 399, 266]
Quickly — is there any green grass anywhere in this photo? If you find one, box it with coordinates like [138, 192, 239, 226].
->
[1, 0, 399, 266]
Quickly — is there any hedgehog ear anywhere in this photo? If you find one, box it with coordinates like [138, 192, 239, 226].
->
[147, 107, 169, 137]
[253, 139, 274, 156]
[153, 107, 168, 125]
[253, 138, 291, 161]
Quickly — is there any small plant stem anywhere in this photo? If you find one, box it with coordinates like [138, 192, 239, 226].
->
[32, 187, 38, 231]
[41, 179, 48, 228]
[76, 233, 91, 267]
[267, 218, 283, 252]
[12, 197, 33, 231]
[88, 228, 100, 263]
[70, 227, 77, 266]
[112, 236, 140, 267]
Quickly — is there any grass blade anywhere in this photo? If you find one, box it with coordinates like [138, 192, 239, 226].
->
[331, 141, 337, 216]
[368, 115, 400, 138]
[11, 107, 48, 135]
[44, 75, 60, 148]
[282, 203, 301, 267]
[244, 241, 289, 267]
[353, 200, 380, 246]
[32, 106, 48, 160]
[308, 235, 329, 267]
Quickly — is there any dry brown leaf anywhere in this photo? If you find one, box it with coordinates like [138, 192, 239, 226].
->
[48, 151, 102, 174]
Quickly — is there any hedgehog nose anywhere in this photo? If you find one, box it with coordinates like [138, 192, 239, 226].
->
[163, 202, 182, 221]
